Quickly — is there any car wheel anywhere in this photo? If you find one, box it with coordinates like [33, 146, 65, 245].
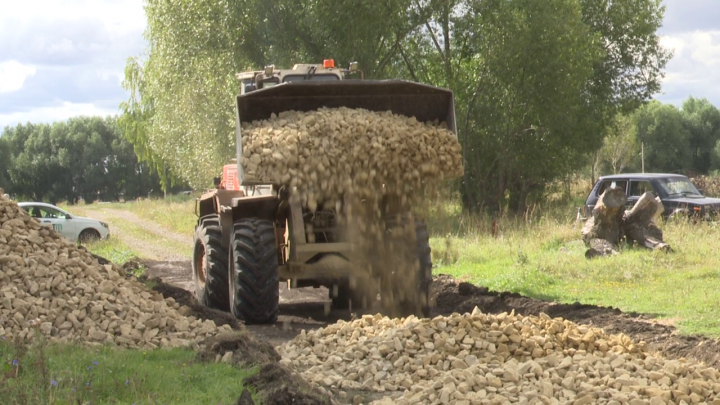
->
[78, 229, 101, 244]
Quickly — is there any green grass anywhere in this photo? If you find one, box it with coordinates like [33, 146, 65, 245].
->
[430, 209, 720, 337]
[131, 199, 197, 236]
[0, 334, 256, 405]
[119, 198, 197, 236]
[83, 238, 139, 266]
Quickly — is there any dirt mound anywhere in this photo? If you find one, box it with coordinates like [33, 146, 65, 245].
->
[0, 191, 232, 348]
[195, 333, 330, 405]
[245, 363, 331, 405]
[432, 275, 720, 370]
[196, 332, 279, 366]
[147, 276, 197, 307]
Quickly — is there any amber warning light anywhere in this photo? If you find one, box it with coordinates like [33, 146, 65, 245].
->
[323, 59, 335, 68]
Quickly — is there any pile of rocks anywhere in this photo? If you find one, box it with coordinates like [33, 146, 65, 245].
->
[0, 190, 231, 348]
[280, 308, 720, 404]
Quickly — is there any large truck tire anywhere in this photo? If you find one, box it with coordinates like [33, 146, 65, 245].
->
[229, 218, 279, 324]
[192, 215, 230, 311]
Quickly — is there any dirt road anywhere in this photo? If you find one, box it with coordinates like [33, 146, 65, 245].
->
[100, 208, 720, 369]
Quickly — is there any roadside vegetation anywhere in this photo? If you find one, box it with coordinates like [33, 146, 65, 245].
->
[428, 201, 720, 337]
[0, 334, 256, 404]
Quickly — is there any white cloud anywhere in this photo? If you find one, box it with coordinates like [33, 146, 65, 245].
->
[0, 0, 146, 125]
[689, 31, 720, 67]
[659, 35, 684, 57]
[0, 61, 37, 93]
[659, 0, 720, 36]
[3, 0, 146, 34]
[0, 102, 119, 129]
[657, 31, 720, 107]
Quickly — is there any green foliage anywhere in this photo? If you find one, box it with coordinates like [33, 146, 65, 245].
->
[635, 101, 692, 173]
[598, 113, 639, 174]
[0, 117, 177, 203]
[580, 0, 672, 113]
[118, 58, 177, 194]
[682, 97, 720, 174]
[0, 134, 11, 191]
[591, 97, 720, 177]
[453, 0, 602, 212]
[0, 335, 255, 404]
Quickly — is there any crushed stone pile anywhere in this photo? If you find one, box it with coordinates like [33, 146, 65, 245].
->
[0, 190, 232, 348]
[279, 308, 720, 405]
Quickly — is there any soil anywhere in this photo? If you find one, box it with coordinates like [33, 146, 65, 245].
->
[245, 363, 331, 405]
[197, 332, 280, 366]
[144, 274, 241, 330]
[196, 333, 331, 405]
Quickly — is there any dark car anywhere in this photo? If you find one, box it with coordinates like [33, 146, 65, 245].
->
[583, 173, 720, 220]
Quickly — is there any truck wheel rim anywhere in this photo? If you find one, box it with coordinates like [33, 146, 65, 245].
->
[196, 245, 207, 289]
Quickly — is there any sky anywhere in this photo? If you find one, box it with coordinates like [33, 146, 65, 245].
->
[0, 0, 718, 129]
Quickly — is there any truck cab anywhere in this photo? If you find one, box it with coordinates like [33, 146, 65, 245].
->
[237, 60, 360, 94]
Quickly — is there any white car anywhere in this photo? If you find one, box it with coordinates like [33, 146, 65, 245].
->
[18, 202, 110, 243]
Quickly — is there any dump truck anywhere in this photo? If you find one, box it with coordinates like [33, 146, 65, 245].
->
[192, 60, 458, 324]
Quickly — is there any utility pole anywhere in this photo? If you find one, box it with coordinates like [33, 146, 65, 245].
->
[641, 142, 645, 173]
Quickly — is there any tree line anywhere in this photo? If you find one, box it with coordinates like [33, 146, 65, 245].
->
[593, 97, 720, 178]
[0, 116, 184, 204]
[121, 0, 671, 213]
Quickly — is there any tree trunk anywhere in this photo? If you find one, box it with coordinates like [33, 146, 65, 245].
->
[581, 187, 627, 249]
[623, 192, 671, 251]
[582, 190, 671, 258]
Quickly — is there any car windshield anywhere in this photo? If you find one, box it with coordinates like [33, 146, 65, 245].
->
[656, 178, 703, 196]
